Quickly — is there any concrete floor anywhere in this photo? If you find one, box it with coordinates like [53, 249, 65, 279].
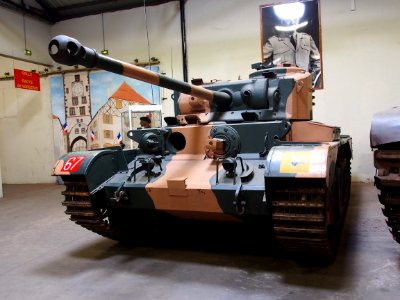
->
[0, 182, 399, 300]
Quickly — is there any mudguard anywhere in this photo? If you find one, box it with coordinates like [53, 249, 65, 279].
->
[370, 106, 400, 147]
[264, 144, 338, 185]
[53, 149, 128, 193]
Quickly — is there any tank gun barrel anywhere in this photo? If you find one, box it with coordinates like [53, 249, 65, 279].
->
[48, 35, 231, 109]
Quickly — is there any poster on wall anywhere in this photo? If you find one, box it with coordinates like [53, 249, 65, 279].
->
[14, 69, 40, 91]
[50, 66, 160, 158]
[260, 0, 323, 88]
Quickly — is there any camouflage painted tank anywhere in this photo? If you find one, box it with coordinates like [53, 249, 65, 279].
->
[49, 35, 352, 260]
[371, 107, 400, 244]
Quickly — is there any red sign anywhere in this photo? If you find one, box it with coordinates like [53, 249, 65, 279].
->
[14, 69, 40, 91]
[61, 156, 86, 172]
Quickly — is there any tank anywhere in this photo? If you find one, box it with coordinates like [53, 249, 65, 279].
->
[370, 107, 400, 244]
[49, 35, 352, 260]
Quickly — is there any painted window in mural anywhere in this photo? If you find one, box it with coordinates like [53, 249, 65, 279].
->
[50, 65, 160, 155]
[103, 114, 113, 124]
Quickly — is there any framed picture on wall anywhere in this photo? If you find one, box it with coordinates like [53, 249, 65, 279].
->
[260, 0, 323, 89]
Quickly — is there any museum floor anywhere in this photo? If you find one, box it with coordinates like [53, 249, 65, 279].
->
[0, 182, 399, 300]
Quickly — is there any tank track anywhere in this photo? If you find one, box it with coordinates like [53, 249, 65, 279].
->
[271, 145, 351, 260]
[61, 181, 122, 240]
[272, 188, 335, 258]
[375, 180, 400, 243]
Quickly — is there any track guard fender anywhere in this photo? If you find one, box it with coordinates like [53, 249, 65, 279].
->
[264, 144, 337, 184]
[53, 149, 128, 193]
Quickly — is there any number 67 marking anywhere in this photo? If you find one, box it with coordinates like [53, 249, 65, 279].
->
[61, 156, 86, 172]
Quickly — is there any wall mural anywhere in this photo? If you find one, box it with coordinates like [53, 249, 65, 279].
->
[50, 66, 160, 158]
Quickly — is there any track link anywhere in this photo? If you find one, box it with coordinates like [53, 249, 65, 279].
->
[271, 145, 351, 260]
[272, 188, 335, 258]
[375, 184, 400, 243]
[61, 181, 122, 240]
[373, 147, 400, 244]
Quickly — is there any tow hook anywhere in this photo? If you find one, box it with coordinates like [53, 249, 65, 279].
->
[233, 184, 246, 215]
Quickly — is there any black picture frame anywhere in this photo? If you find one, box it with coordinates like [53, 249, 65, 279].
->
[260, 0, 323, 89]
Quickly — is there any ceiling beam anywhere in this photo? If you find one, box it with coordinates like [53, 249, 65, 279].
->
[0, 0, 178, 23]
[54, 0, 176, 22]
[0, 0, 53, 23]
[34, 0, 61, 22]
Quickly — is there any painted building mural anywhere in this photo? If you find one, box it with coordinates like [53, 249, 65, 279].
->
[50, 66, 160, 156]
[87, 82, 151, 149]
[65, 72, 91, 151]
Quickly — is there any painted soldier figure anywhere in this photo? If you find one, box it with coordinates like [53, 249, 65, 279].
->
[140, 116, 151, 128]
[263, 31, 321, 85]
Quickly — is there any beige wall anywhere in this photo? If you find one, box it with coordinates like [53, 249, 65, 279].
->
[183, 0, 400, 181]
[314, 0, 400, 181]
[50, 1, 183, 118]
[1, 0, 400, 183]
[0, 75, 55, 183]
[0, 159, 2, 197]
[0, 7, 54, 184]
[0, 6, 52, 64]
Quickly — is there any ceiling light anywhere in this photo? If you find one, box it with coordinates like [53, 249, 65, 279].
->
[273, 3, 305, 21]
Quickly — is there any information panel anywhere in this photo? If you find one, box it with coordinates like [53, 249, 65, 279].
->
[14, 69, 40, 91]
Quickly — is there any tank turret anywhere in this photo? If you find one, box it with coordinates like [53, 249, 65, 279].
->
[49, 35, 313, 124]
[50, 35, 352, 262]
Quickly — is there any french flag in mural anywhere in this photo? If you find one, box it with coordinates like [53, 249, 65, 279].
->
[91, 130, 95, 142]
[117, 132, 123, 144]
[63, 122, 68, 134]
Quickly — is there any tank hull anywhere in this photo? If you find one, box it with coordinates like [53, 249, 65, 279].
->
[55, 122, 352, 260]
[371, 107, 400, 244]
